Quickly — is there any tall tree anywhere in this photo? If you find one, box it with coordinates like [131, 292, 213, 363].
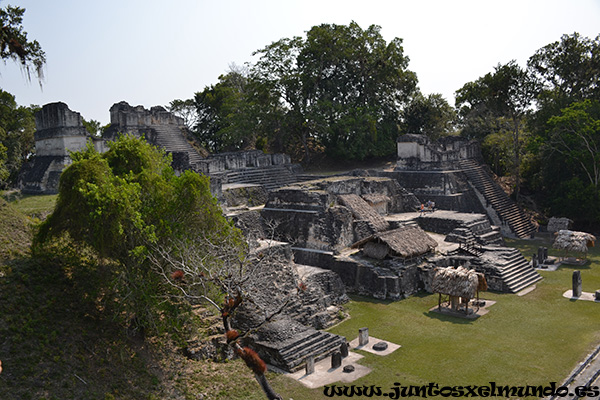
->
[402, 93, 456, 140]
[456, 61, 535, 201]
[547, 99, 600, 188]
[0, 89, 36, 188]
[528, 33, 600, 108]
[527, 33, 600, 140]
[193, 70, 255, 152]
[0, 5, 45, 84]
[251, 22, 418, 161]
[168, 99, 198, 131]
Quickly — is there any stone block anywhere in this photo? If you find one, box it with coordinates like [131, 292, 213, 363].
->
[331, 351, 342, 369]
[271, 153, 290, 165]
[340, 341, 349, 358]
[305, 356, 315, 375]
[572, 270, 582, 297]
[537, 247, 545, 264]
[358, 327, 369, 346]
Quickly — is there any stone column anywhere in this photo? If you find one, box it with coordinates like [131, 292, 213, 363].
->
[532, 255, 538, 269]
[572, 270, 582, 297]
[537, 247, 545, 264]
[340, 341, 349, 358]
[305, 356, 315, 375]
[543, 247, 548, 262]
[358, 328, 369, 346]
[331, 351, 342, 369]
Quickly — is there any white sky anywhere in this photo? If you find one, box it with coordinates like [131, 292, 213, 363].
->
[1, 0, 599, 125]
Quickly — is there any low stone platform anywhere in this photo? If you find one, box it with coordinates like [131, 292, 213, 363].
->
[349, 336, 401, 356]
[562, 290, 600, 302]
[285, 351, 370, 389]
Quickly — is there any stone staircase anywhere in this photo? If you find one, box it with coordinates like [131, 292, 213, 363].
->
[224, 165, 298, 191]
[493, 247, 542, 293]
[464, 217, 504, 246]
[459, 159, 536, 239]
[150, 125, 204, 168]
[254, 328, 346, 372]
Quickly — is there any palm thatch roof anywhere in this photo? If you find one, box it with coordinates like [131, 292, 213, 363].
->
[352, 225, 438, 259]
[337, 194, 389, 232]
[553, 230, 596, 253]
[431, 266, 481, 299]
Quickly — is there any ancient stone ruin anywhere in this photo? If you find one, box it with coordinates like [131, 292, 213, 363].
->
[376, 134, 536, 239]
[19, 101, 546, 371]
[20, 101, 300, 196]
[19, 102, 105, 193]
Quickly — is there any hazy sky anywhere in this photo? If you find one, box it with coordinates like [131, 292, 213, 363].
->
[2, 0, 599, 124]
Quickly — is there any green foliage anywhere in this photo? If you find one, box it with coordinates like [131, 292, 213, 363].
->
[193, 70, 253, 152]
[253, 22, 417, 161]
[34, 134, 243, 335]
[546, 99, 600, 187]
[0, 5, 46, 84]
[191, 22, 418, 162]
[531, 100, 600, 225]
[168, 98, 198, 131]
[0, 89, 37, 188]
[402, 93, 456, 140]
[82, 118, 107, 136]
[527, 33, 600, 112]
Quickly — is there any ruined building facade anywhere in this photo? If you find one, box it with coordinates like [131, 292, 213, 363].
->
[19, 102, 106, 194]
[19, 102, 299, 195]
[380, 134, 536, 239]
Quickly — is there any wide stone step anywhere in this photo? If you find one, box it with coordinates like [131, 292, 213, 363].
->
[225, 166, 297, 191]
[505, 273, 543, 293]
[256, 329, 345, 372]
[280, 332, 341, 360]
[495, 249, 542, 292]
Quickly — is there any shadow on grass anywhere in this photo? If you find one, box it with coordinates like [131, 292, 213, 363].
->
[423, 309, 474, 325]
[0, 255, 163, 400]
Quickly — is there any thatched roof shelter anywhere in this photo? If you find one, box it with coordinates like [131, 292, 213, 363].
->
[352, 225, 438, 259]
[553, 230, 596, 253]
[338, 194, 389, 232]
[431, 266, 485, 299]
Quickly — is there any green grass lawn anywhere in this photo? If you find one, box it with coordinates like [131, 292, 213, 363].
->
[267, 236, 600, 400]
[3, 192, 58, 218]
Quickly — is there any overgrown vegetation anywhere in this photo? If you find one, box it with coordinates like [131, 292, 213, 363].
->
[33, 135, 244, 339]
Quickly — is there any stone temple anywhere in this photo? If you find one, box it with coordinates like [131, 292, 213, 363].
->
[19, 101, 543, 372]
[19, 101, 301, 196]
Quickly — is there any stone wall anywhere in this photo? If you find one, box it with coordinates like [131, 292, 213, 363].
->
[396, 134, 481, 171]
[34, 102, 89, 156]
[292, 247, 430, 300]
[107, 101, 185, 134]
[20, 103, 93, 193]
[197, 150, 291, 175]
[261, 177, 416, 252]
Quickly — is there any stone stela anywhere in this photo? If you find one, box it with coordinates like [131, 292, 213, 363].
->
[358, 327, 369, 346]
[572, 270, 582, 298]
